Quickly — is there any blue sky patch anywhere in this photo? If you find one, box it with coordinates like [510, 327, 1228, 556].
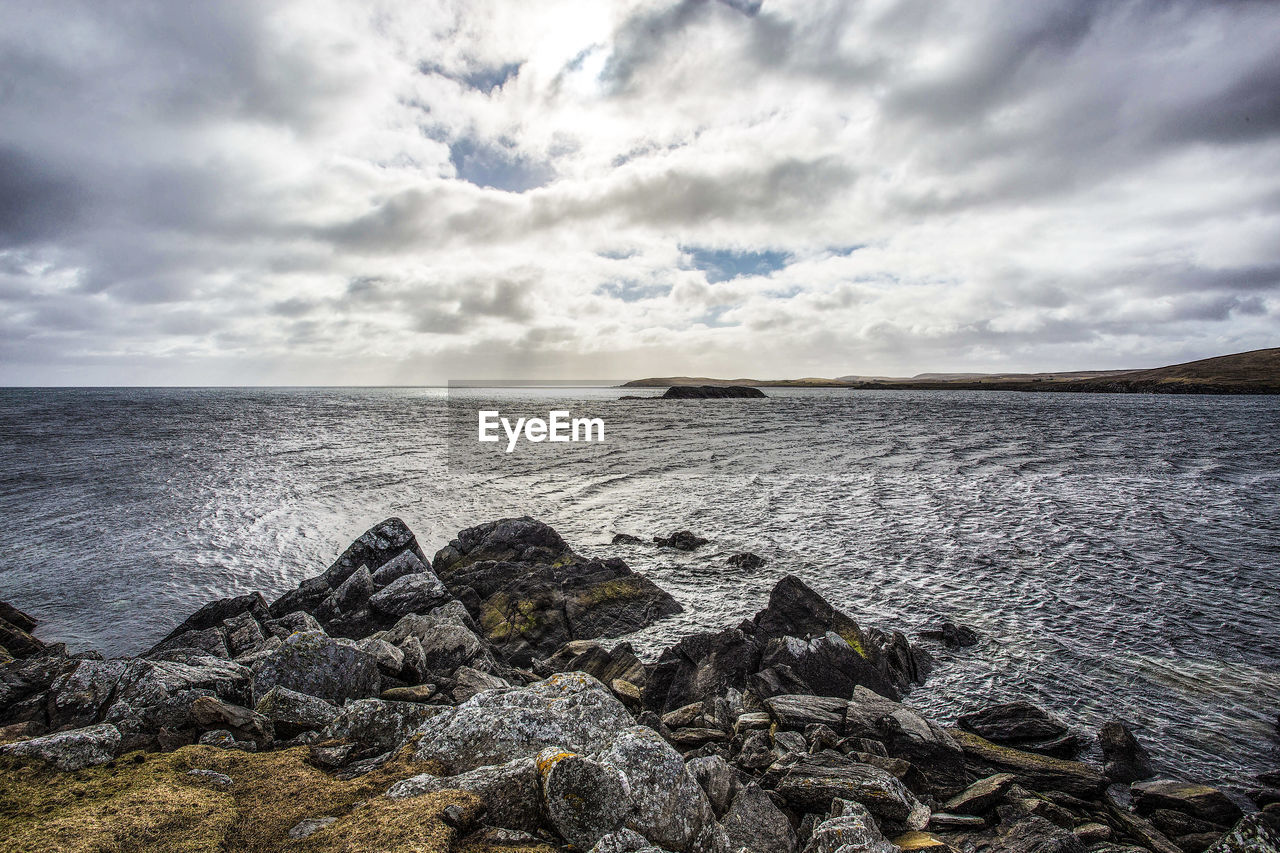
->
[682, 246, 791, 282]
[449, 136, 554, 192]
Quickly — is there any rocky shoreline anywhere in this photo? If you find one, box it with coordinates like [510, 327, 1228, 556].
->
[2, 517, 1277, 852]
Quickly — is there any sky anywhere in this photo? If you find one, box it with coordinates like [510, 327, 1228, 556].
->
[1, 0, 1278, 385]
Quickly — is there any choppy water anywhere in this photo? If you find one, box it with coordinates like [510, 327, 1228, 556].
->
[1, 386, 1277, 788]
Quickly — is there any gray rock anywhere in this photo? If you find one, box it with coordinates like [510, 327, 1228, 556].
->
[46, 658, 129, 729]
[288, 817, 337, 840]
[198, 729, 257, 751]
[387, 757, 543, 833]
[189, 695, 274, 746]
[149, 626, 231, 659]
[372, 550, 431, 587]
[1132, 779, 1243, 827]
[763, 751, 929, 829]
[943, 772, 1017, 815]
[221, 612, 267, 658]
[765, 694, 848, 732]
[254, 685, 340, 739]
[378, 613, 496, 677]
[103, 655, 253, 733]
[0, 722, 121, 770]
[412, 672, 633, 773]
[802, 798, 896, 853]
[957, 701, 1080, 757]
[263, 611, 324, 640]
[1099, 720, 1156, 783]
[599, 725, 724, 853]
[331, 565, 375, 613]
[687, 755, 739, 817]
[950, 729, 1107, 799]
[540, 747, 632, 848]
[722, 782, 798, 853]
[451, 665, 511, 703]
[591, 828, 675, 853]
[187, 768, 234, 787]
[149, 592, 270, 653]
[369, 572, 451, 619]
[396, 636, 428, 683]
[249, 631, 380, 705]
[990, 815, 1087, 853]
[356, 637, 405, 676]
[1206, 813, 1280, 853]
[320, 698, 442, 755]
[844, 686, 967, 796]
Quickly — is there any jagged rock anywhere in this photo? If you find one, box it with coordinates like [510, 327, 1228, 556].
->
[320, 698, 442, 755]
[751, 664, 815, 699]
[263, 610, 324, 640]
[368, 572, 451, 619]
[930, 813, 987, 829]
[189, 695, 273, 746]
[943, 773, 1017, 815]
[918, 622, 979, 649]
[950, 729, 1107, 799]
[723, 782, 798, 853]
[1073, 823, 1111, 843]
[1152, 809, 1234, 838]
[187, 768, 234, 787]
[380, 684, 437, 703]
[1104, 792, 1184, 853]
[254, 685, 339, 739]
[412, 672, 634, 773]
[149, 592, 270, 654]
[613, 534, 644, 545]
[989, 815, 1087, 853]
[687, 755, 738, 818]
[0, 601, 37, 633]
[371, 550, 430, 587]
[148, 626, 231, 659]
[653, 531, 708, 551]
[249, 631, 380, 705]
[1099, 720, 1156, 783]
[1207, 813, 1280, 853]
[103, 655, 253, 735]
[353, 637, 402, 677]
[661, 385, 766, 399]
[451, 666, 512, 703]
[957, 701, 1079, 757]
[0, 722, 121, 769]
[803, 798, 897, 853]
[664, 703, 706, 729]
[388, 757, 544, 833]
[198, 728, 257, 751]
[221, 612, 267, 658]
[376, 610, 497, 678]
[763, 751, 930, 828]
[435, 516, 576, 573]
[440, 546, 682, 666]
[1132, 780, 1243, 827]
[539, 748, 632, 847]
[761, 633, 890, 702]
[288, 817, 338, 840]
[736, 729, 780, 771]
[765, 694, 849, 732]
[726, 553, 766, 570]
[46, 658, 129, 729]
[645, 628, 761, 713]
[591, 828, 674, 853]
[1, 646, 77, 718]
[598, 725, 725, 853]
[892, 830, 954, 851]
[843, 687, 968, 796]
[537, 640, 648, 688]
[774, 729, 808, 755]
[0, 612, 46, 658]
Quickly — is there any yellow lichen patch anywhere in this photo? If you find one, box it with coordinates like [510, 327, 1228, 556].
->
[836, 626, 868, 658]
[577, 578, 648, 607]
[893, 831, 954, 851]
[0, 743, 499, 853]
[534, 749, 575, 777]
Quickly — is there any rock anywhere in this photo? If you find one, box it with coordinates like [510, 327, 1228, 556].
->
[412, 672, 634, 773]
[943, 773, 1017, 815]
[892, 831, 953, 851]
[435, 516, 577, 573]
[288, 817, 338, 840]
[0, 614, 46, 658]
[148, 626, 231, 659]
[1, 645, 78, 718]
[250, 631, 380, 705]
[380, 684, 437, 703]
[381, 612, 497, 679]
[1251, 788, 1280, 809]
[1074, 823, 1112, 843]
[661, 385, 766, 399]
[1099, 720, 1156, 783]
[388, 757, 544, 834]
[990, 815, 1087, 853]
[103, 655, 253, 735]
[613, 534, 644, 545]
[149, 592, 270, 653]
[189, 696, 273, 746]
[356, 637, 405, 676]
[766, 694, 849, 732]
[803, 798, 897, 853]
[930, 813, 987, 829]
[254, 685, 340, 739]
[663, 703, 706, 729]
[751, 664, 816, 699]
[221, 612, 267, 658]
[591, 828, 675, 853]
[726, 552, 766, 570]
[843, 687, 967, 796]
[686, 755, 738, 817]
[722, 782, 798, 853]
[957, 701, 1079, 757]
[539, 748, 632, 848]
[451, 665, 511, 703]
[1152, 808, 1232, 838]
[1132, 780, 1243, 827]
[645, 628, 761, 713]
[198, 729, 257, 751]
[368, 572, 451, 619]
[653, 531, 708, 551]
[0, 722, 121, 769]
[263, 610, 324, 640]
[186, 768, 234, 787]
[371, 550, 430, 587]
[1104, 791, 1184, 853]
[949, 729, 1107, 799]
[598, 725, 724, 853]
[736, 729, 780, 771]
[1206, 813, 1280, 853]
[537, 640, 648, 688]
[46, 658, 129, 729]
[321, 698, 442, 755]
[761, 634, 890, 702]
[917, 621, 979, 649]
[763, 751, 929, 828]
[735, 711, 772, 733]
[0, 601, 37, 633]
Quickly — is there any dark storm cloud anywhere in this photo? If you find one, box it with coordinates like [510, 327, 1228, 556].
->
[0, 146, 88, 247]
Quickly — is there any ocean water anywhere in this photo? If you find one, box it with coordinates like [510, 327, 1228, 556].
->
[1, 386, 1278, 787]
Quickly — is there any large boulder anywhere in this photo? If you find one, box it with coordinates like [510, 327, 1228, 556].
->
[434, 517, 575, 572]
[145, 592, 270, 655]
[957, 701, 1079, 757]
[103, 655, 253, 736]
[320, 698, 444, 755]
[46, 658, 130, 729]
[949, 729, 1107, 799]
[644, 628, 761, 713]
[802, 798, 896, 853]
[539, 748, 632, 848]
[249, 631, 380, 705]
[843, 686, 968, 797]
[411, 673, 635, 773]
[0, 602, 45, 659]
[1206, 813, 1280, 853]
[1132, 780, 1243, 827]
[1099, 720, 1155, 783]
[536, 640, 648, 689]
[762, 751, 930, 828]
[722, 782, 798, 853]
[254, 685, 339, 739]
[0, 722, 121, 770]
[369, 573, 451, 620]
[387, 757, 545, 833]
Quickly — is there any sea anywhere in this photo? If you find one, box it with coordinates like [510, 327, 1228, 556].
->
[1, 386, 1277, 789]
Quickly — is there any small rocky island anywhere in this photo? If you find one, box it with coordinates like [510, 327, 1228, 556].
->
[1, 517, 1277, 852]
[622, 385, 768, 400]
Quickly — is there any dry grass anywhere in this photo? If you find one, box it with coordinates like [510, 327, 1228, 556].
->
[0, 745, 559, 853]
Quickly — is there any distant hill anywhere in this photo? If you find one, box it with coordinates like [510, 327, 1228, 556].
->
[624, 347, 1280, 395]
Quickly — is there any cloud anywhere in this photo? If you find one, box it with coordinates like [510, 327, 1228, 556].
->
[0, 0, 1277, 384]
